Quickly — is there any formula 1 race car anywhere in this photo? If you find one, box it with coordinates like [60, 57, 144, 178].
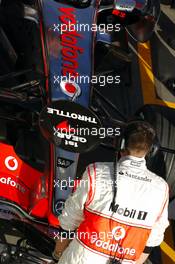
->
[0, 0, 175, 263]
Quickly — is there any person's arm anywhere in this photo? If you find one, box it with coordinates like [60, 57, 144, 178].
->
[53, 164, 96, 260]
[52, 235, 72, 262]
[146, 184, 169, 248]
[136, 184, 169, 264]
[58, 165, 94, 230]
[136, 253, 149, 264]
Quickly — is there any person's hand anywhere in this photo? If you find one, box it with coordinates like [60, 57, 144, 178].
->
[54, 238, 71, 255]
[52, 237, 71, 263]
[52, 250, 62, 262]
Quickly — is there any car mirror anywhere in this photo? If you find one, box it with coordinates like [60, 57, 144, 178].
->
[114, 0, 136, 12]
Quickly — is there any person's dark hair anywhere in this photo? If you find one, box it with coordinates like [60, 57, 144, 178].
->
[124, 121, 156, 153]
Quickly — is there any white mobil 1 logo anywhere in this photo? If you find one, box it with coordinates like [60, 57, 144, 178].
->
[5, 156, 18, 171]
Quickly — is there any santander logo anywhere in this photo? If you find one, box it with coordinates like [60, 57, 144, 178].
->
[5, 156, 18, 171]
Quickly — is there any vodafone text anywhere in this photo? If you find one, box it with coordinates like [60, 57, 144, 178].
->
[90, 237, 135, 256]
[59, 7, 84, 78]
[0, 177, 26, 193]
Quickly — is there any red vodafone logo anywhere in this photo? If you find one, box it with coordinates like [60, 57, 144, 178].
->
[60, 81, 81, 98]
[112, 226, 126, 241]
[65, 83, 76, 93]
[5, 156, 18, 171]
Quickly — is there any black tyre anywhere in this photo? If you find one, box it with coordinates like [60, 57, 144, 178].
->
[137, 104, 175, 199]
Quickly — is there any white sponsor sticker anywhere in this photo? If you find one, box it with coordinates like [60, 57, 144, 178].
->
[114, 0, 136, 12]
[112, 226, 126, 241]
[5, 156, 18, 171]
[60, 81, 81, 98]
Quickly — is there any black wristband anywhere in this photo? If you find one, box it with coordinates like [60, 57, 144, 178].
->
[143, 246, 153, 254]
